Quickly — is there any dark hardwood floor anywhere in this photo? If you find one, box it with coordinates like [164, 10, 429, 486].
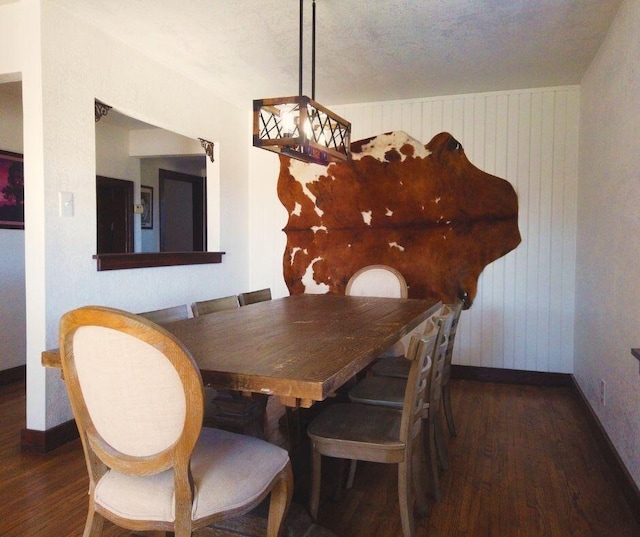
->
[1, 378, 638, 537]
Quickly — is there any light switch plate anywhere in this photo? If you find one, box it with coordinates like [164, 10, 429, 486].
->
[58, 191, 74, 217]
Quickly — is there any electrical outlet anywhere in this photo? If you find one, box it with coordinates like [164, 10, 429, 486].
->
[599, 379, 606, 406]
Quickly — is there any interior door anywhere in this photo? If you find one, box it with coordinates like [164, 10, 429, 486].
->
[159, 169, 206, 252]
[96, 176, 134, 254]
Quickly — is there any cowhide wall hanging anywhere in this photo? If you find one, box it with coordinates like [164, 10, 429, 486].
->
[277, 131, 521, 308]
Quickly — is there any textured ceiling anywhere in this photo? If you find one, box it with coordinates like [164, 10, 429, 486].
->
[48, 1, 622, 107]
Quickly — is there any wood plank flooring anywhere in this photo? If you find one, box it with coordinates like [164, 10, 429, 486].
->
[1, 379, 638, 537]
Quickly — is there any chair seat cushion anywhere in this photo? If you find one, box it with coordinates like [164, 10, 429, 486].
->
[95, 427, 289, 523]
[307, 403, 405, 454]
[370, 355, 410, 378]
[348, 377, 406, 409]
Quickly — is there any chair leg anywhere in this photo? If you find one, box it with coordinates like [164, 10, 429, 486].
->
[309, 447, 322, 520]
[284, 407, 301, 451]
[82, 505, 104, 537]
[434, 414, 449, 471]
[442, 383, 457, 437]
[424, 420, 442, 502]
[346, 459, 358, 489]
[267, 463, 294, 537]
[398, 460, 416, 537]
[413, 434, 431, 517]
[332, 458, 346, 501]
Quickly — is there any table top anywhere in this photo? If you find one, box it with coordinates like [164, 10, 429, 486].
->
[43, 294, 441, 408]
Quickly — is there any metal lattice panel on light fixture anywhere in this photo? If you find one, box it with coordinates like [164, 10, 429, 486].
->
[253, 96, 351, 165]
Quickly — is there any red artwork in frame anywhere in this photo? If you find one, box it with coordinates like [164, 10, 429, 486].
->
[0, 149, 24, 230]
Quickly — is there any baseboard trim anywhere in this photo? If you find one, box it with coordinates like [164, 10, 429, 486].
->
[20, 420, 79, 453]
[0, 365, 26, 385]
[451, 364, 572, 386]
[569, 375, 640, 527]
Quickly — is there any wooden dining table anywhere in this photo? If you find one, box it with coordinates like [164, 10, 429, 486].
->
[42, 293, 441, 409]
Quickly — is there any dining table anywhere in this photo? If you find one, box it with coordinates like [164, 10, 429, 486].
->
[42, 293, 441, 409]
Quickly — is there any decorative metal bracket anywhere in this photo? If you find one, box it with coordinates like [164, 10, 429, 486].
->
[199, 138, 215, 163]
[94, 100, 112, 122]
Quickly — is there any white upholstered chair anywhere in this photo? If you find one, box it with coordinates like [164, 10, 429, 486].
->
[345, 264, 408, 298]
[307, 333, 435, 537]
[346, 264, 409, 358]
[334, 265, 411, 481]
[59, 306, 292, 537]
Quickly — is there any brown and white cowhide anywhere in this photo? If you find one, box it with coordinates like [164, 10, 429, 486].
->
[277, 131, 521, 308]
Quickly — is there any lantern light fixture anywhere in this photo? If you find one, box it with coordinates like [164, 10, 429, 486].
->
[253, 0, 351, 165]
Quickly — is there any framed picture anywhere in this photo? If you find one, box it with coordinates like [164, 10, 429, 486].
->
[0, 150, 24, 230]
[141, 185, 153, 229]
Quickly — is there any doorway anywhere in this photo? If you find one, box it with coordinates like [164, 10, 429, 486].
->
[96, 176, 134, 254]
[159, 169, 206, 252]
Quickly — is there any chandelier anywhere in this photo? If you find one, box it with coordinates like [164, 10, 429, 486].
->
[253, 0, 351, 165]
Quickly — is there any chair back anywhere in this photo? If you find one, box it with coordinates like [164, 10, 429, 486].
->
[399, 332, 436, 448]
[441, 298, 464, 385]
[59, 306, 204, 486]
[191, 295, 239, 316]
[346, 264, 408, 298]
[238, 288, 272, 306]
[425, 311, 455, 415]
[139, 303, 189, 324]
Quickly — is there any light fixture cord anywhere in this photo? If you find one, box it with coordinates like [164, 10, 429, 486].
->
[299, 0, 303, 96]
[312, 0, 316, 100]
[298, 0, 317, 99]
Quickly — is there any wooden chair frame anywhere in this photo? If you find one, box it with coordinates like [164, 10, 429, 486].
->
[348, 311, 454, 502]
[440, 299, 464, 437]
[238, 288, 272, 306]
[191, 295, 239, 317]
[307, 333, 436, 537]
[59, 306, 292, 537]
[138, 304, 189, 324]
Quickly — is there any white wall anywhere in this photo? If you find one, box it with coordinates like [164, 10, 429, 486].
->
[0, 81, 25, 372]
[249, 87, 579, 374]
[576, 0, 640, 488]
[1, 1, 251, 430]
[0, 3, 21, 79]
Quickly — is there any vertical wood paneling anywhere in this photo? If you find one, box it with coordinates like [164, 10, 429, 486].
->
[526, 92, 543, 372]
[315, 87, 578, 373]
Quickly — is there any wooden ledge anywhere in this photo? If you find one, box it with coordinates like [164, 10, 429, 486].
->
[93, 251, 224, 271]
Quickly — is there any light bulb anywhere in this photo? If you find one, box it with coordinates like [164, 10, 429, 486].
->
[281, 109, 296, 137]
